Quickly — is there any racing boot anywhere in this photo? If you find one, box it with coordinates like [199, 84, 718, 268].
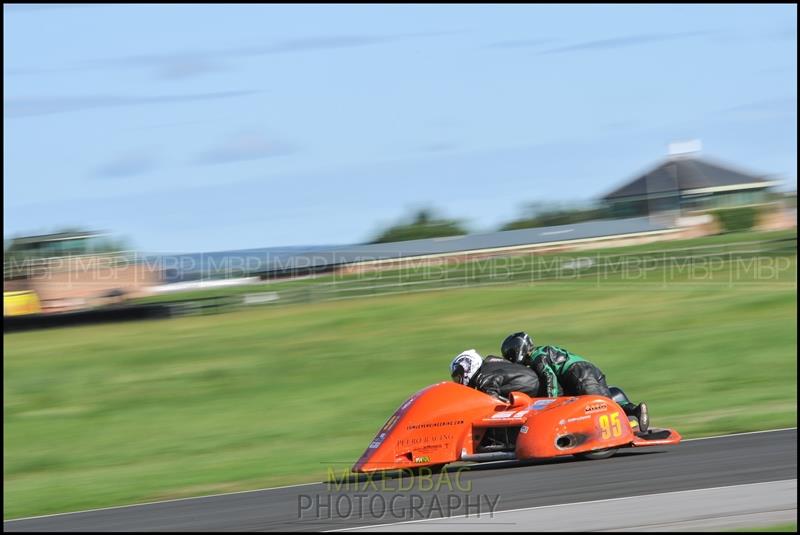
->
[633, 402, 649, 434]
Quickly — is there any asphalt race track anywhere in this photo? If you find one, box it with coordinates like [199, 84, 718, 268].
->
[4, 429, 796, 532]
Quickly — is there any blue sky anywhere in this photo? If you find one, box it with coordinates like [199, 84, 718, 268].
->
[4, 4, 797, 253]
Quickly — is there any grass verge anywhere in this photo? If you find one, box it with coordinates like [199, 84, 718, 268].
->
[4, 238, 797, 519]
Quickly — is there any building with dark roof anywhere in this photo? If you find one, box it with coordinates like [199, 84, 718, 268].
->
[3, 230, 159, 313]
[5, 230, 112, 259]
[602, 148, 781, 217]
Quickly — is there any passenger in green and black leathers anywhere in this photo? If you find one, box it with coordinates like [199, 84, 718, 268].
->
[500, 332, 650, 432]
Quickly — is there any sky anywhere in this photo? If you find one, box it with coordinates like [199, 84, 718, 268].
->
[3, 4, 797, 253]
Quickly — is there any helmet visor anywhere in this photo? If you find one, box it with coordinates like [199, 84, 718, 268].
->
[450, 350, 481, 385]
[450, 362, 468, 384]
[451, 369, 465, 384]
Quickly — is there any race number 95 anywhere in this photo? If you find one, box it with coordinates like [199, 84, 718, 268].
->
[598, 412, 622, 439]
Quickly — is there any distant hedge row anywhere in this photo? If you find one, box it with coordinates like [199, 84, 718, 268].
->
[711, 206, 760, 233]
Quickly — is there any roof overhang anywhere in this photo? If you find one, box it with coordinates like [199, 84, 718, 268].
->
[682, 180, 781, 195]
[604, 191, 680, 202]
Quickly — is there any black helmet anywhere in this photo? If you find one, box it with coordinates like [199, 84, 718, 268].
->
[501, 332, 534, 364]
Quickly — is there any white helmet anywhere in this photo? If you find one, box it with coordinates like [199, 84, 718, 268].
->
[450, 349, 483, 385]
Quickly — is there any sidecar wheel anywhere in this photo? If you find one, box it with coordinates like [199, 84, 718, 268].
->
[575, 448, 618, 460]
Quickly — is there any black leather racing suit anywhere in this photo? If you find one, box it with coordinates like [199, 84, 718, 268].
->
[468, 356, 541, 399]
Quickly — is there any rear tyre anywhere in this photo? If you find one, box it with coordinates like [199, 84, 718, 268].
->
[575, 448, 618, 460]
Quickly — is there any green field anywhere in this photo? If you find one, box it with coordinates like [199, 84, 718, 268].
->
[3, 232, 797, 519]
[732, 523, 798, 532]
